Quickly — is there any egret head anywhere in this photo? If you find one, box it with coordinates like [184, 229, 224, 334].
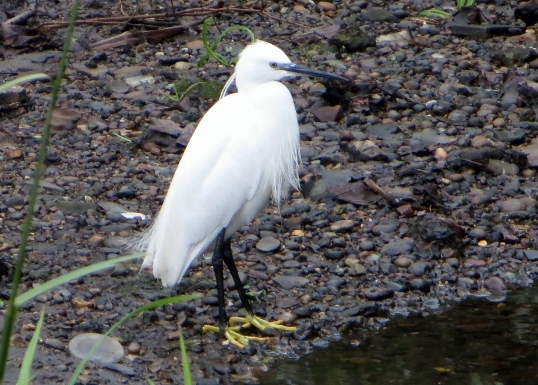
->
[234, 40, 347, 92]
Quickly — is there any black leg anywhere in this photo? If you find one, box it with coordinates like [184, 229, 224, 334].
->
[222, 237, 254, 316]
[212, 229, 227, 332]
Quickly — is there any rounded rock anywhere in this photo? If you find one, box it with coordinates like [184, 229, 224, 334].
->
[69, 333, 124, 364]
[256, 237, 281, 252]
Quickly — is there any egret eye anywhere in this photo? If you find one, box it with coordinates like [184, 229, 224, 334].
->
[269, 62, 278, 69]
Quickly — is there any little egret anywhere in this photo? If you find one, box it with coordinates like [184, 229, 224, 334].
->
[140, 40, 347, 347]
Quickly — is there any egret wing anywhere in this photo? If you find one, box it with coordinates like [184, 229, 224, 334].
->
[143, 94, 271, 286]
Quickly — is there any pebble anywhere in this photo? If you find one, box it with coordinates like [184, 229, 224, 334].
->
[256, 237, 281, 252]
[409, 278, 430, 292]
[273, 275, 309, 289]
[394, 256, 412, 268]
[359, 240, 375, 251]
[68, 333, 124, 364]
[329, 219, 354, 232]
[127, 342, 141, 355]
[469, 227, 487, 239]
[317, 1, 336, 12]
[484, 276, 506, 293]
[45, 338, 65, 350]
[522, 250, 538, 261]
[486, 160, 519, 176]
[464, 259, 487, 268]
[380, 238, 414, 256]
[362, 288, 394, 301]
[498, 198, 525, 213]
[408, 261, 429, 277]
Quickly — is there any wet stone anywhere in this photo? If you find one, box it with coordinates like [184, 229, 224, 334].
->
[484, 276, 506, 293]
[256, 237, 281, 252]
[365, 123, 400, 139]
[295, 306, 313, 318]
[103, 363, 135, 376]
[127, 342, 142, 354]
[380, 237, 414, 256]
[362, 288, 394, 301]
[464, 259, 486, 268]
[212, 363, 231, 376]
[522, 250, 538, 261]
[45, 338, 65, 350]
[359, 240, 375, 251]
[386, 281, 405, 292]
[409, 278, 430, 293]
[469, 227, 487, 239]
[327, 276, 346, 288]
[408, 261, 429, 277]
[487, 160, 519, 176]
[198, 379, 221, 385]
[330, 219, 354, 232]
[448, 110, 468, 124]
[282, 260, 301, 269]
[372, 221, 398, 235]
[273, 275, 309, 289]
[498, 198, 525, 213]
[348, 263, 366, 276]
[106, 80, 129, 94]
[394, 256, 412, 268]
[324, 249, 346, 260]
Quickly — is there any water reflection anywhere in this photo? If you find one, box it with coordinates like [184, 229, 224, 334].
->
[258, 286, 538, 385]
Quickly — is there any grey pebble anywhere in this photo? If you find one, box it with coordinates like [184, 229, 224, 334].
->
[256, 237, 281, 252]
[282, 260, 301, 269]
[362, 288, 394, 301]
[469, 227, 487, 239]
[409, 278, 430, 292]
[273, 275, 309, 289]
[380, 237, 414, 256]
[522, 250, 538, 261]
[359, 240, 375, 251]
[45, 338, 65, 350]
[408, 261, 429, 277]
[484, 276, 506, 293]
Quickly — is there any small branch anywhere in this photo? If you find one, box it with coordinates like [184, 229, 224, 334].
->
[363, 178, 400, 206]
[32, 6, 261, 32]
[90, 21, 203, 50]
[3, 0, 37, 25]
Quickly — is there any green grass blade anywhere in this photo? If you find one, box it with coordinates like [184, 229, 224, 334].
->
[68, 293, 202, 385]
[0, 73, 51, 92]
[419, 9, 451, 18]
[15, 254, 143, 307]
[457, 0, 476, 8]
[198, 18, 255, 67]
[216, 25, 256, 47]
[17, 309, 45, 385]
[179, 327, 192, 385]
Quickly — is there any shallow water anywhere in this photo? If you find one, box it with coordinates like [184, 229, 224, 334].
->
[258, 286, 538, 385]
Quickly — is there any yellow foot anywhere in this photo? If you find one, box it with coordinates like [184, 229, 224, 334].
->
[202, 315, 296, 348]
[202, 324, 268, 348]
[229, 314, 296, 332]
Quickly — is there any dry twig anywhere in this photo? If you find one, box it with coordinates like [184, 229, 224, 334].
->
[363, 178, 401, 206]
[32, 6, 261, 32]
[3, 0, 37, 25]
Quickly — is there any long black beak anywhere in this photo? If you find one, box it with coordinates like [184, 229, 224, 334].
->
[278, 62, 349, 83]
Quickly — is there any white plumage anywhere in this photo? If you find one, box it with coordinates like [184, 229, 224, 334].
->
[141, 41, 302, 287]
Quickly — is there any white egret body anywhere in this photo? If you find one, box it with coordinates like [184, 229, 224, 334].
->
[140, 41, 347, 343]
